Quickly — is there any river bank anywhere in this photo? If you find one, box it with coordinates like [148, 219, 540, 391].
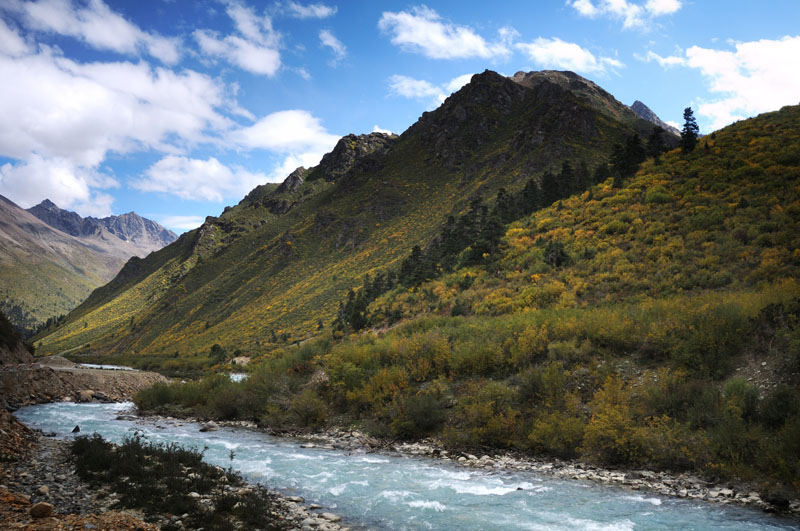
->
[0, 416, 351, 530]
[156, 414, 800, 519]
[0, 354, 167, 409]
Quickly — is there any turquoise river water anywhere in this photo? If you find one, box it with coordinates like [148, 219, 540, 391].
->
[13, 402, 800, 530]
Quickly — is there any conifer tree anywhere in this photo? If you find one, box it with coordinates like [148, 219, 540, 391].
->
[681, 107, 699, 153]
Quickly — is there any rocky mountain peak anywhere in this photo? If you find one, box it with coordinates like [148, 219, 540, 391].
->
[276, 167, 306, 194]
[26, 200, 177, 253]
[630, 100, 680, 136]
[316, 133, 398, 182]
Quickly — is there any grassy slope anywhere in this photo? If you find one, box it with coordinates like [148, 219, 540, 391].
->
[136, 105, 800, 493]
[35, 72, 648, 363]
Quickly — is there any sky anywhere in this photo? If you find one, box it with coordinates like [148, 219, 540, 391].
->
[0, 0, 798, 233]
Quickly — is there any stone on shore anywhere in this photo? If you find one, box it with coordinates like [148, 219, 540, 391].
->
[30, 501, 54, 517]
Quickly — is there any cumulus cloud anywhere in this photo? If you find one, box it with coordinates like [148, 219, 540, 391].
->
[0, 155, 116, 216]
[0, 17, 30, 56]
[516, 37, 623, 73]
[378, 6, 514, 60]
[231, 109, 340, 180]
[194, 1, 281, 76]
[642, 36, 800, 130]
[5, 0, 180, 63]
[284, 1, 337, 19]
[134, 156, 271, 202]
[567, 0, 682, 29]
[319, 29, 345, 64]
[388, 73, 474, 106]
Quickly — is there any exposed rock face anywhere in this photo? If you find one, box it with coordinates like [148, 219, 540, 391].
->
[630, 100, 681, 136]
[316, 133, 398, 182]
[276, 166, 306, 193]
[27, 199, 177, 253]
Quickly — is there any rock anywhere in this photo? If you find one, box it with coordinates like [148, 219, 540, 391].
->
[288, 496, 305, 503]
[36, 485, 49, 496]
[309, 503, 323, 510]
[71, 425, 80, 433]
[77, 390, 94, 403]
[199, 421, 218, 432]
[320, 512, 341, 522]
[30, 501, 54, 518]
[300, 517, 320, 527]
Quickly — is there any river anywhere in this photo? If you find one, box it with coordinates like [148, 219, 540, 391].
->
[14, 402, 799, 530]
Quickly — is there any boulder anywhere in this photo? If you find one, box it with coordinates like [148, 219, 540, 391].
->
[199, 421, 219, 432]
[77, 390, 94, 403]
[36, 485, 49, 496]
[320, 512, 341, 522]
[30, 501, 54, 518]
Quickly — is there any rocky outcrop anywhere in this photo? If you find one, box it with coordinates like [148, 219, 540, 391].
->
[631, 100, 681, 136]
[276, 166, 306, 194]
[315, 133, 398, 182]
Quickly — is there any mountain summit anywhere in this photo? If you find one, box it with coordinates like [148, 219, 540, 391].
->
[27, 201, 177, 254]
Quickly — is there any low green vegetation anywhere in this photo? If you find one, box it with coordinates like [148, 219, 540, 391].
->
[137, 105, 800, 495]
[71, 433, 286, 530]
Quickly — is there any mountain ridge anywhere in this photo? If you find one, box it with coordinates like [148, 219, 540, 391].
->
[34, 69, 667, 363]
[27, 199, 177, 254]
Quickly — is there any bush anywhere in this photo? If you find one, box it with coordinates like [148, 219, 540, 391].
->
[289, 389, 327, 428]
[390, 392, 447, 439]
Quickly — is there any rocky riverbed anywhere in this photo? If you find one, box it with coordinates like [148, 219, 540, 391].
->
[1, 412, 351, 530]
[250, 424, 800, 518]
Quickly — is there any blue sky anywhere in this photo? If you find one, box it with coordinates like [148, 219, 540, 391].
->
[0, 0, 798, 232]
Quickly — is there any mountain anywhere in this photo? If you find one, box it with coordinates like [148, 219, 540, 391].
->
[27, 200, 176, 254]
[0, 197, 176, 334]
[134, 104, 800, 495]
[33, 69, 669, 364]
[630, 100, 681, 136]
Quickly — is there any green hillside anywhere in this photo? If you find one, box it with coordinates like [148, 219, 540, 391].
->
[35, 70, 660, 367]
[137, 104, 800, 493]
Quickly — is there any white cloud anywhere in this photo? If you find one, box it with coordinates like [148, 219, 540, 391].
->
[319, 29, 345, 64]
[372, 125, 393, 134]
[445, 73, 474, 93]
[388, 74, 441, 100]
[0, 17, 30, 56]
[0, 51, 231, 167]
[284, 1, 337, 19]
[134, 156, 269, 202]
[685, 36, 800, 130]
[638, 49, 684, 67]
[388, 73, 475, 106]
[516, 37, 623, 73]
[194, 1, 281, 76]
[567, 0, 682, 29]
[157, 215, 205, 232]
[0, 42, 239, 214]
[0, 154, 116, 216]
[231, 109, 340, 180]
[642, 36, 800, 130]
[378, 6, 513, 60]
[6, 0, 180, 63]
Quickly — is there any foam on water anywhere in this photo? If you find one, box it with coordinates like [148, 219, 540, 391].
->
[407, 500, 447, 512]
[13, 402, 799, 531]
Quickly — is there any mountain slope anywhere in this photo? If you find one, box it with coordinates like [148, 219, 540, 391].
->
[35, 69, 666, 363]
[134, 104, 800, 494]
[0, 197, 176, 334]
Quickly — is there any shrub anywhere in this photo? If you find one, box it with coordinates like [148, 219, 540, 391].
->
[390, 392, 447, 439]
[289, 389, 327, 427]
